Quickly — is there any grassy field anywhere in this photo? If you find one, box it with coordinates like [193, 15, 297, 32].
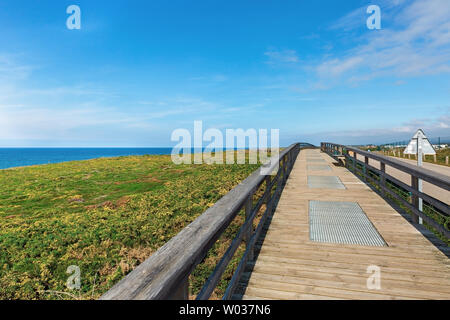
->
[0, 154, 259, 299]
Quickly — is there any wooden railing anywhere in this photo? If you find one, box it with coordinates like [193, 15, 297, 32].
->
[321, 142, 450, 240]
[101, 143, 312, 300]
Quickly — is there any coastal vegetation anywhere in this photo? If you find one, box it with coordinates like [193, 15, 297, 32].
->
[0, 154, 259, 299]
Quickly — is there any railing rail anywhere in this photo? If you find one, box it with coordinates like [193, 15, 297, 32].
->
[321, 142, 450, 240]
[101, 143, 311, 300]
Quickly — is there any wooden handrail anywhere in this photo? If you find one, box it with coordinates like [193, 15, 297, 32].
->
[101, 143, 311, 300]
[321, 142, 449, 239]
[322, 143, 450, 189]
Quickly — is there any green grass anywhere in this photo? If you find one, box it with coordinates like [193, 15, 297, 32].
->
[0, 154, 260, 299]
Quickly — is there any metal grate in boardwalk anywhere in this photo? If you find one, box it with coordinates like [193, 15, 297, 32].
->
[307, 176, 345, 189]
[307, 165, 331, 171]
[309, 200, 386, 246]
[307, 159, 326, 163]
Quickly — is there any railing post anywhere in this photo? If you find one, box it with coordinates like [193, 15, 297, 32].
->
[380, 162, 386, 196]
[344, 149, 349, 169]
[276, 161, 284, 197]
[289, 150, 294, 173]
[244, 194, 254, 261]
[364, 156, 368, 182]
[353, 151, 357, 172]
[290, 149, 295, 169]
[265, 175, 273, 214]
[411, 175, 420, 224]
[282, 156, 287, 183]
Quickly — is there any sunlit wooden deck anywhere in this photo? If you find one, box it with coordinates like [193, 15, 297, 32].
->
[240, 149, 450, 300]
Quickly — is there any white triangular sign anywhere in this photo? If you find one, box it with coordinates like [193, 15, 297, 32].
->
[404, 129, 436, 155]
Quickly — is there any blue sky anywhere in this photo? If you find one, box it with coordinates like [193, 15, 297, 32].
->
[0, 0, 449, 147]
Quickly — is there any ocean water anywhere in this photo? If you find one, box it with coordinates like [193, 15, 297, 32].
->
[0, 148, 174, 170]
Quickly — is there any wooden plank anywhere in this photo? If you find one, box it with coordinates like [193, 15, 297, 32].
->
[242, 286, 347, 300]
[256, 240, 449, 260]
[257, 247, 450, 270]
[254, 255, 450, 280]
[249, 259, 449, 286]
[246, 277, 417, 300]
[247, 272, 448, 299]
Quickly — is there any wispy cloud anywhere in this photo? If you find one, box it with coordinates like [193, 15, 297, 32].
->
[188, 74, 229, 82]
[316, 0, 450, 85]
[317, 56, 365, 77]
[276, 0, 450, 91]
[329, 6, 367, 32]
[264, 48, 299, 64]
[0, 94, 226, 137]
[329, 0, 407, 31]
[0, 54, 34, 82]
[290, 110, 450, 145]
[0, 53, 233, 144]
[260, 1, 450, 93]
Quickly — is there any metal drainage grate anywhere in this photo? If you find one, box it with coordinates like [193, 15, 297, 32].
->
[307, 165, 331, 171]
[309, 201, 387, 247]
[308, 176, 345, 189]
[307, 159, 326, 163]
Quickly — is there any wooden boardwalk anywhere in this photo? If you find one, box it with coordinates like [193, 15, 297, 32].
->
[240, 149, 450, 300]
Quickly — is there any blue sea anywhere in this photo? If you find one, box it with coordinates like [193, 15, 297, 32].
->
[0, 148, 174, 170]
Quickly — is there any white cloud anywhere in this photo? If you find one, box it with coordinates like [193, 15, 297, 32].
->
[317, 56, 365, 77]
[0, 54, 34, 82]
[264, 49, 299, 64]
[310, 112, 450, 142]
[329, 6, 366, 32]
[0, 54, 232, 144]
[329, 0, 407, 31]
[436, 115, 450, 128]
[316, 0, 450, 86]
